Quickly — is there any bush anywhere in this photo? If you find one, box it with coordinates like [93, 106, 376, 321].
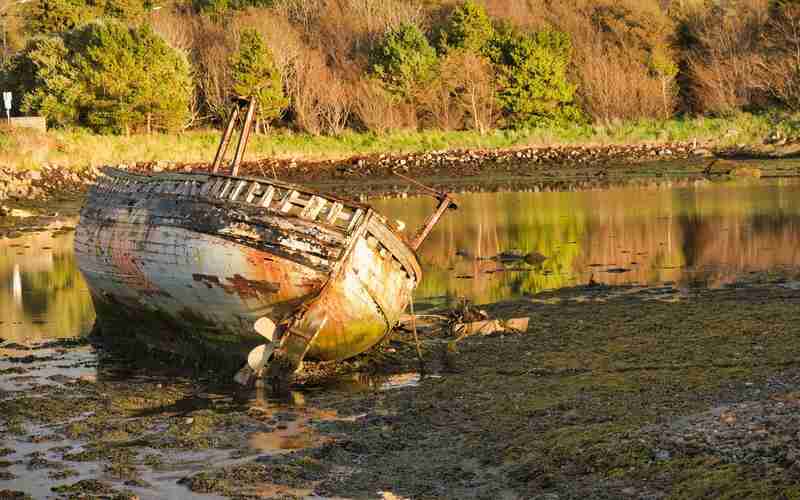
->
[439, 0, 494, 53]
[5, 20, 192, 134]
[24, 0, 146, 36]
[486, 25, 581, 127]
[229, 28, 288, 126]
[370, 22, 438, 98]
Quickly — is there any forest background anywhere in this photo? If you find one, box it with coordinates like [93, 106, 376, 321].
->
[1, 0, 799, 168]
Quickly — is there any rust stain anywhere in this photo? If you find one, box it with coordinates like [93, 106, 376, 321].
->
[192, 273, 221, 289]
[224, 274, 280, 299]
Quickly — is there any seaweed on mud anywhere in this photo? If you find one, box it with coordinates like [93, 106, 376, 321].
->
[180, 455, 329, 496]
[0, 490, 33, 500]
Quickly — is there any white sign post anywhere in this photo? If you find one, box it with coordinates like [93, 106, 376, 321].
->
[2, 92, 11, 124]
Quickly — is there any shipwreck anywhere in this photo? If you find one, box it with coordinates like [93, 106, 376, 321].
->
[74, 98, 456, 386]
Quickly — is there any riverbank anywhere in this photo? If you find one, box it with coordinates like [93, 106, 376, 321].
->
[3, 281, 800, 498]
[3, 137, 799, 206]
[3, 111, 800, 202]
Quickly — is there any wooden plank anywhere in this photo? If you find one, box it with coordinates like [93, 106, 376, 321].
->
[259, 186, 276, 208]
[229, 180, 248, 201]
[300, 196, 326, 221]
[244, 182, 260, 203]
[325, 202, 343, 225]
[218, 179, 233, 198]
[347, 209, 364, 233]
[454, 318, 530, 337]
[280, 190, 300, 212]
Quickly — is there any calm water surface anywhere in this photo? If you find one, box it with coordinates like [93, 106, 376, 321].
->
[4, 178, 800, 341]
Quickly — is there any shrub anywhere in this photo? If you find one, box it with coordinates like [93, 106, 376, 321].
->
[486, 25, 581, 127]
[24, 0, 146, 36]
[6, 20, 192, 134]
[370, 22, 438, 98]
[439, 0, 494, 53]
[229, 28, 288, 126]
[680, 0, 771, 114]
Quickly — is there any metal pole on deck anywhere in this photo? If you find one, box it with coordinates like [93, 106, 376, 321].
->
[230, 99, 257, 177]
[212, 105, 240, 173]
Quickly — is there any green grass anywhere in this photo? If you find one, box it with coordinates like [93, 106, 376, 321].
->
[0, 111, 795, 171]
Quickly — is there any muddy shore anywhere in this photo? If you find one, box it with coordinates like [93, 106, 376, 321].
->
[3, 139, 799, 206]
[4, 282, 800, 498]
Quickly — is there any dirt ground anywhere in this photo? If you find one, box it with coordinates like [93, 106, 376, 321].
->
[3, 282, 800, 499]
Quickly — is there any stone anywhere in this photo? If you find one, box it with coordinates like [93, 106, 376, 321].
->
[25, 170, 42, 181]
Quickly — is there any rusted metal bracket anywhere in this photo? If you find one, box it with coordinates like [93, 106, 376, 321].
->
[393, 172, 458, 250]
[211, 97, 258, 176]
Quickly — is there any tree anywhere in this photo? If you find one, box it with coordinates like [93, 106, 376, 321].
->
[24, 0, 98, 36]
[486, 26, 582, 127]
[3, 35, 84, 125]
[439, 0, 494, 53]
[24, 0, 147, 36]
[229, 28, 287, 128]
[370, 23, 438, 99]
[649, 43, 679, 119]
[5, 20, 192, 133]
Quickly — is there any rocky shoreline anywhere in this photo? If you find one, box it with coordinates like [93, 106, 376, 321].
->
[2, 138, 800, 204]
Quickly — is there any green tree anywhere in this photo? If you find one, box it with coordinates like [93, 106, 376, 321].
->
[229, 28, 287, 126]
[24, 0, 98, 36]
[370, 23, 438, 98]
[486, 26, 582, 127]
[440, 0, 494, 53]
[649, 43, 679, 119]
[5, 20, 192, 133]
[2, 36, 85, 125]
[24, 0, 148, 36]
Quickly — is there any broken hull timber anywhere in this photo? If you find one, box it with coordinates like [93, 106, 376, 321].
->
[74, 168, 421, 367]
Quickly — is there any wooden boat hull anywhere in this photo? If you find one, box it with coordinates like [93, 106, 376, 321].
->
[75, 169, 421, 368]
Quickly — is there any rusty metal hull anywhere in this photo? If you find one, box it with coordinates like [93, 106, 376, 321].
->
[75, 169, 421, 367]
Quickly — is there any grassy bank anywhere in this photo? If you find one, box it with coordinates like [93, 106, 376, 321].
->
[0, 112, 796, 172]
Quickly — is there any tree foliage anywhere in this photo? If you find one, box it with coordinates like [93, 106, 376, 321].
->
[370, 23, 438, 98]
[4, 20, 192, 133]
[439, 0, 494, 53]
[229, 28, 287, 124]
[486, 26, 582, 127]
[24, 0, 147, 36]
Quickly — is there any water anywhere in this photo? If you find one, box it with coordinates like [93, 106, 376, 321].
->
[4, 179, 800, 342]
[4, 176, 800, 498]
[374, 177, 800, 305]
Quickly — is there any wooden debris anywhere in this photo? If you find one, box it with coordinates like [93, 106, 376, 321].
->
[453, 317, 530, 337]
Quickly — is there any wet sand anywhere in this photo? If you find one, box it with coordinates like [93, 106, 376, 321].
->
[4, 281, 800, 498]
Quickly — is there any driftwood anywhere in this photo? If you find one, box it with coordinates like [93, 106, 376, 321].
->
[453, 317, 530, 338]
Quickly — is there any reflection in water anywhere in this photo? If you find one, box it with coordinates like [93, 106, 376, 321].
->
[4, 180, 800, 344]
[0, 219, 95, 341]
[373, 178, 800, 304]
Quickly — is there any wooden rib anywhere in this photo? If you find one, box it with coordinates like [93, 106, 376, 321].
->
[244, 182, 260, 203]
[229, 180, 248, 201]
[300, 196, 326, 220]
[218, 179, 233, 198]
[346, 208, 364, 232]
[280, 190, 300, 212]
[325, 202, 343, 224]
[259, 185, 276, 207]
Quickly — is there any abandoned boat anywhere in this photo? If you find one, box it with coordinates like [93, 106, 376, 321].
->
[74, 98, 456, 384]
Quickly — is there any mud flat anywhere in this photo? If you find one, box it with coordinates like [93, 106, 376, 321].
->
[3, 281, 800, 498]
